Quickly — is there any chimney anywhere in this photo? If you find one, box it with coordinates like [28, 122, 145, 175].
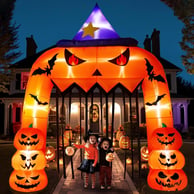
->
[151, 28, 160, 57]
[26, 35, 37, 57]
[143, 35, 151, 52]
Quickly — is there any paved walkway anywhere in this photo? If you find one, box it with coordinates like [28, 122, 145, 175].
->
[53, 149, 139, 194]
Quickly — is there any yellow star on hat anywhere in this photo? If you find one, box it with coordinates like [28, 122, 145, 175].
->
[82, 22, 99, 38]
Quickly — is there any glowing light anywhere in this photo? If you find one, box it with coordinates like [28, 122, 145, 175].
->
[71, 103, 79, 114]
[109, 103, 120, 114]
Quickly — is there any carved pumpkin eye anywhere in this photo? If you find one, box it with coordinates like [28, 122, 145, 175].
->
[31, 134, 37, 139]
[31, 154, 38, 160]
[20, 154, 26, 161]
[156, 133, 164, 137]
[108, 48, 129, 66]
[30, 175, 40, 180]
[16, 175, 24, 180]
[21, 134, 27, 139]
[65, 49, 86, 66]
[158, 171, 167, 179]
[171, 153, 176, 159]
[171, 173, 179, 180]
[160, 153, 166, 159]
[168, 133, 175, 137]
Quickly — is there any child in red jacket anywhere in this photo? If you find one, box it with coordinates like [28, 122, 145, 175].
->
[74, 130, 98, 189]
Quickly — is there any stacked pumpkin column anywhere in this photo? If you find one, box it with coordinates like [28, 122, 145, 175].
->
[147, 125, 188, 191]
[9, 127, 48, 192]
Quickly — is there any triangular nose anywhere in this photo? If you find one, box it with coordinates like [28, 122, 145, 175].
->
[92, 69, 102, 76]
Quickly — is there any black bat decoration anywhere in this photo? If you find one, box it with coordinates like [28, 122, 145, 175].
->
[145, 58, 166, 83]
[29, 93, 48, 105]
[146, 94, 166, 106]
[32, 54, 58, 76]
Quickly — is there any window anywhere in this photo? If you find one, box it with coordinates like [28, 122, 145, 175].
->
[21, 72, 29, 90]
[15, 73, 21, 90]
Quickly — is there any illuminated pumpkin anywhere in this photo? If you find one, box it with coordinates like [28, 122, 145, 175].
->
[9, 170, 48, 192]
[126, 158, 132, 165]
[105, 152, 114, 162]
[141, 163, 148, 169]
[150, 127, 182, 150]
[12, 150, 46, 170]
[116, 130, 126, 141]
[149, 150, 185, 170]
[147, 169, 188, 191]
[45, 146, 56, 162]
[65, 146, 75, 156]
[141, 146, 149, 161]
[119, 135, 130, 149]
[14, 128, 45, 150]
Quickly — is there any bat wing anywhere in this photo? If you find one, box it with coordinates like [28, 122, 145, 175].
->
[145, 102, 153, 106]
[145, 58, 153, 75]
[154, 75, 166, 83]
[156, 94, 166, 103]
[29, 93, 38, 101]
[48, 54, 58, 70]
[32, 67, 46, 76]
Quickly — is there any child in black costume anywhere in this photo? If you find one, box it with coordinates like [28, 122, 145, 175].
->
[98, 137, 114, 190]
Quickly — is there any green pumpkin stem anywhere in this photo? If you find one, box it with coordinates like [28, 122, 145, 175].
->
[28, 123, 33, 128]
[162, 123, 167, 128]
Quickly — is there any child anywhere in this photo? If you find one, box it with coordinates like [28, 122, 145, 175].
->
[98, 137, 114, 190]
[73, 130, 98, 189]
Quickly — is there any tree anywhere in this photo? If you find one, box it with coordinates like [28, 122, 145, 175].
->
[160, 0, 194, 74]
[0, 0, 21, 93]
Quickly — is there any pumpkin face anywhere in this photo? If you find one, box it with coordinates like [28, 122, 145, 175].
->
[149, 150, 185, 170]
[65, 146, 75, 156]
[150, 127, 182, 150]
[119, 135, 130, 149]
[9, 170, 48, 192]
[12, 150, 46, 170]
[126, 158, 132, 165]
[147, 169, 188, 191]
[141, 146, 149, 161]
[14, 128, 45, 150]
[45, 146, 56, 161]
[106, 153, 114, 162]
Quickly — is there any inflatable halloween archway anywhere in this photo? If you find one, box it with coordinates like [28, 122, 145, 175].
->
[9, 4, 187, 192]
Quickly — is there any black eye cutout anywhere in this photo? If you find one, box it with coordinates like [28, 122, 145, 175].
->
[168, 133, 175, 137]
[21, 134, 27, 139]
[171, 153, 176, 159]
[108, 48, 129, 66]
[20, 154, 26, 161]
[30, 175, 40, 180]
[31, 134, 37, 139]
[158, 171, 167, 179]
[160, 153, 166, 159]
[31, 154, 38, 160]
[157, 133, 164, 137]
[16, 175, 24, 180]
[65, 49, 86, 66]
[171, 173, 179, 180]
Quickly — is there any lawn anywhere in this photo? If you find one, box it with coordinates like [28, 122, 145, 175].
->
[115, 141, 194, 194]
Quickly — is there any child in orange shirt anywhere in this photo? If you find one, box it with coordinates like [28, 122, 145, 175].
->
[74, 130, 98, 189]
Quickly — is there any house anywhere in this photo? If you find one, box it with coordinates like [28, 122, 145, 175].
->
[0, 28, 193, 138]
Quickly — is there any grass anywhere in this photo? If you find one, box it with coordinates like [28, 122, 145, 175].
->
[115, 141, 194, 194]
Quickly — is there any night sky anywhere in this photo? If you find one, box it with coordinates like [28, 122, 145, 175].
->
[12, 0, 194, 84]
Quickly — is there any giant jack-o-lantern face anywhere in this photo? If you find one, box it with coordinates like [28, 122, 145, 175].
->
[149, 150, 185, 169]
[12, 150, 46, 170]
[149, 127, 182, 150]
[148, 169, 187, 191]
[9, 170, 48, 192]
[14, 128, 45, 150]
[47, 47, 147, 93]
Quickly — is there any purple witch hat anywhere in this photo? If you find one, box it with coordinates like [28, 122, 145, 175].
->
[73, 3, 120, 40]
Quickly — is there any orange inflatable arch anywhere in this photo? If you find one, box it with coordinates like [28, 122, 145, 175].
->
[9, 42, 187, 192]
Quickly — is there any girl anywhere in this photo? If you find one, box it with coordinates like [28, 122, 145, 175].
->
[73, 130, 98, 189]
